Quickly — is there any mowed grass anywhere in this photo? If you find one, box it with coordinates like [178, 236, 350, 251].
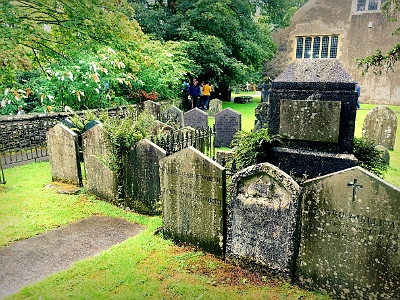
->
[1, 163, 330, 300]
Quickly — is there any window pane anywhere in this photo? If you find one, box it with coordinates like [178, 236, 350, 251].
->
[296, 37, 304, 59]
[357, 0, 366, 11]
[321, 36, 329, 58]
[368, 0, 378, 10]
[313, 37, 321, 58]
[330, 36, 338, 58]
[304, 37, 312, 59]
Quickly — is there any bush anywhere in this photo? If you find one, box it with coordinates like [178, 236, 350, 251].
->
[230, 128, 280, 171]
[353, 137, 389, 178]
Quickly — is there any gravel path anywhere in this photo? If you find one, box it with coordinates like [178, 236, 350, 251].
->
[0, 216, 144, 298]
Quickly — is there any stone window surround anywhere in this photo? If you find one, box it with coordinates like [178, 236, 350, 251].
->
[351, 0, 386, 14]
[293, 35, 340, 60]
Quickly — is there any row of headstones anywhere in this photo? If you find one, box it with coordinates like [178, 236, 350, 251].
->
[140, 99, 240, 147]
[161, 146, 400, 299]
[47, 120, 400, 299]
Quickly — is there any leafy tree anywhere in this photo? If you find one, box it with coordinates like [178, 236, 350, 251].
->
[0, 0, 194, 114]
[356, 0, 400, 74]
[129, 0, 302, 100]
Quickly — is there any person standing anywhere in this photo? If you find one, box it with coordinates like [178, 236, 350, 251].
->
[355, 82, 361, 109]
[202, 81, 211, 109]
[189, 79, 200, 108]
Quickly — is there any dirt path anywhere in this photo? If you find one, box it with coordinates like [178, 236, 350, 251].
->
[0, 216, 144, 299]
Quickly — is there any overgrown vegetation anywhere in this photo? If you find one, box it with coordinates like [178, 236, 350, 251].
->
[353, 137, 390, 178]
[230, 128, 280, 171]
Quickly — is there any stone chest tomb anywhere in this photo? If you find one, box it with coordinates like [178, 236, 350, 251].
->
[266, 59, 358, 179]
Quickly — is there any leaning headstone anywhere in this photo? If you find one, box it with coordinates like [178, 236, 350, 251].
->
[298, 166, 400, 299]
[208, 99, 222, 117]
[47, 124, 82, 186]
[226, 163, 300, 280]
[184, 107, 208, 129]
[82, 120, 101, 134]
[161, 105, 184, 129]
[136, 100, 161, 120]
[362, 105, 398, 150]
[82, 123, 118, 202]
[152, 120, 174, 136]
[123, 139, 166, 215]
[214, 108, 241, 147]
[160, 146, 226, 256]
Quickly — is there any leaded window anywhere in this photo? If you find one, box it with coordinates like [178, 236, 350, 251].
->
[295, 35, 339, 59]
[356, 0, 385, 11]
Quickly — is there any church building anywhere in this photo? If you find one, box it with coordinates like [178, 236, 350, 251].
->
[263, 0, 400, 105]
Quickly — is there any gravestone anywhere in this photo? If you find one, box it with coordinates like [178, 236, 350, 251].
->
[298, 166, 400, 299]
[208, 99, 223, 117]
[254, 102, 269, 131]
[266, 59, 358, 179]
[61, 118, 76, 130]
[376, 145, 390, 164]
[161, 105, 184, 129]
[214, 108, 241, 147]
[82, 123, 118, 202]
[152, 120, 174, 136]
[82, 120, 101, 134]
[362, 105, 398, 150]
[46, 124, 82, 186]
[123, 139, 166, 215]
[136, 100, 161, 120]
[160, 146, 226, 256]
[184, 107, 208, 129]
[226, 163, 300, 280]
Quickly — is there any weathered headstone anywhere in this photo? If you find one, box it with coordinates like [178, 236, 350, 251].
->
[123, 139, 166, 215]
[362, 105, 398, 150]
[152, 120, 174, 136]
[82, 120, 101, 134]
[47, 124, 82, 186]
[82, 123, 118, 202]
[160, 146, 226, 256]
[184, 107, 208, 129]
[214, 108, 241, 147]
[208, 99, 223, 117]
[254, 102, 269, 131]
[226, 163, 300, 280]
[298, 166, 400, 299]
[136, 100, 161, 120]
[266, 59, 358, 178]
[376, 145, 390, 164]
[161, 105, 184, 129]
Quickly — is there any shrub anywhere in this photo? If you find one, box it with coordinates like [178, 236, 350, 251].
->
[230, 128, 280, 171]
[353, 137, 389, 178]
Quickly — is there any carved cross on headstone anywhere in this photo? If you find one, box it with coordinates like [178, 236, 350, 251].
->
[347, 179, 363, 202]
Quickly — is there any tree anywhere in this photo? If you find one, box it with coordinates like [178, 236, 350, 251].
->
[0, 0, 194, 114]
[129, 0, 302, 100]
[356, 0, 400, 74]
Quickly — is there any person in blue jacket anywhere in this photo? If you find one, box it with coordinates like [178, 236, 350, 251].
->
[189, 78, 201, 108]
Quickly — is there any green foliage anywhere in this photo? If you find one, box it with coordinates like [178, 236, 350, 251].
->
[130, 0, 302, 95]
[0, 0, 193, 115]
[353, 137, 389, 178]
[356, 0, 400, 74]
[230, 128, 280, 170]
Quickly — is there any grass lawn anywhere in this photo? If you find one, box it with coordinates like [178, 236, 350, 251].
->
[1, 163, 329, 300]
[1, 92, 398, 299]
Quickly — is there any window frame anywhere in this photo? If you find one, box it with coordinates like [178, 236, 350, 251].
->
[294, 35, 340, 60]
[353, 0, 386, 13]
